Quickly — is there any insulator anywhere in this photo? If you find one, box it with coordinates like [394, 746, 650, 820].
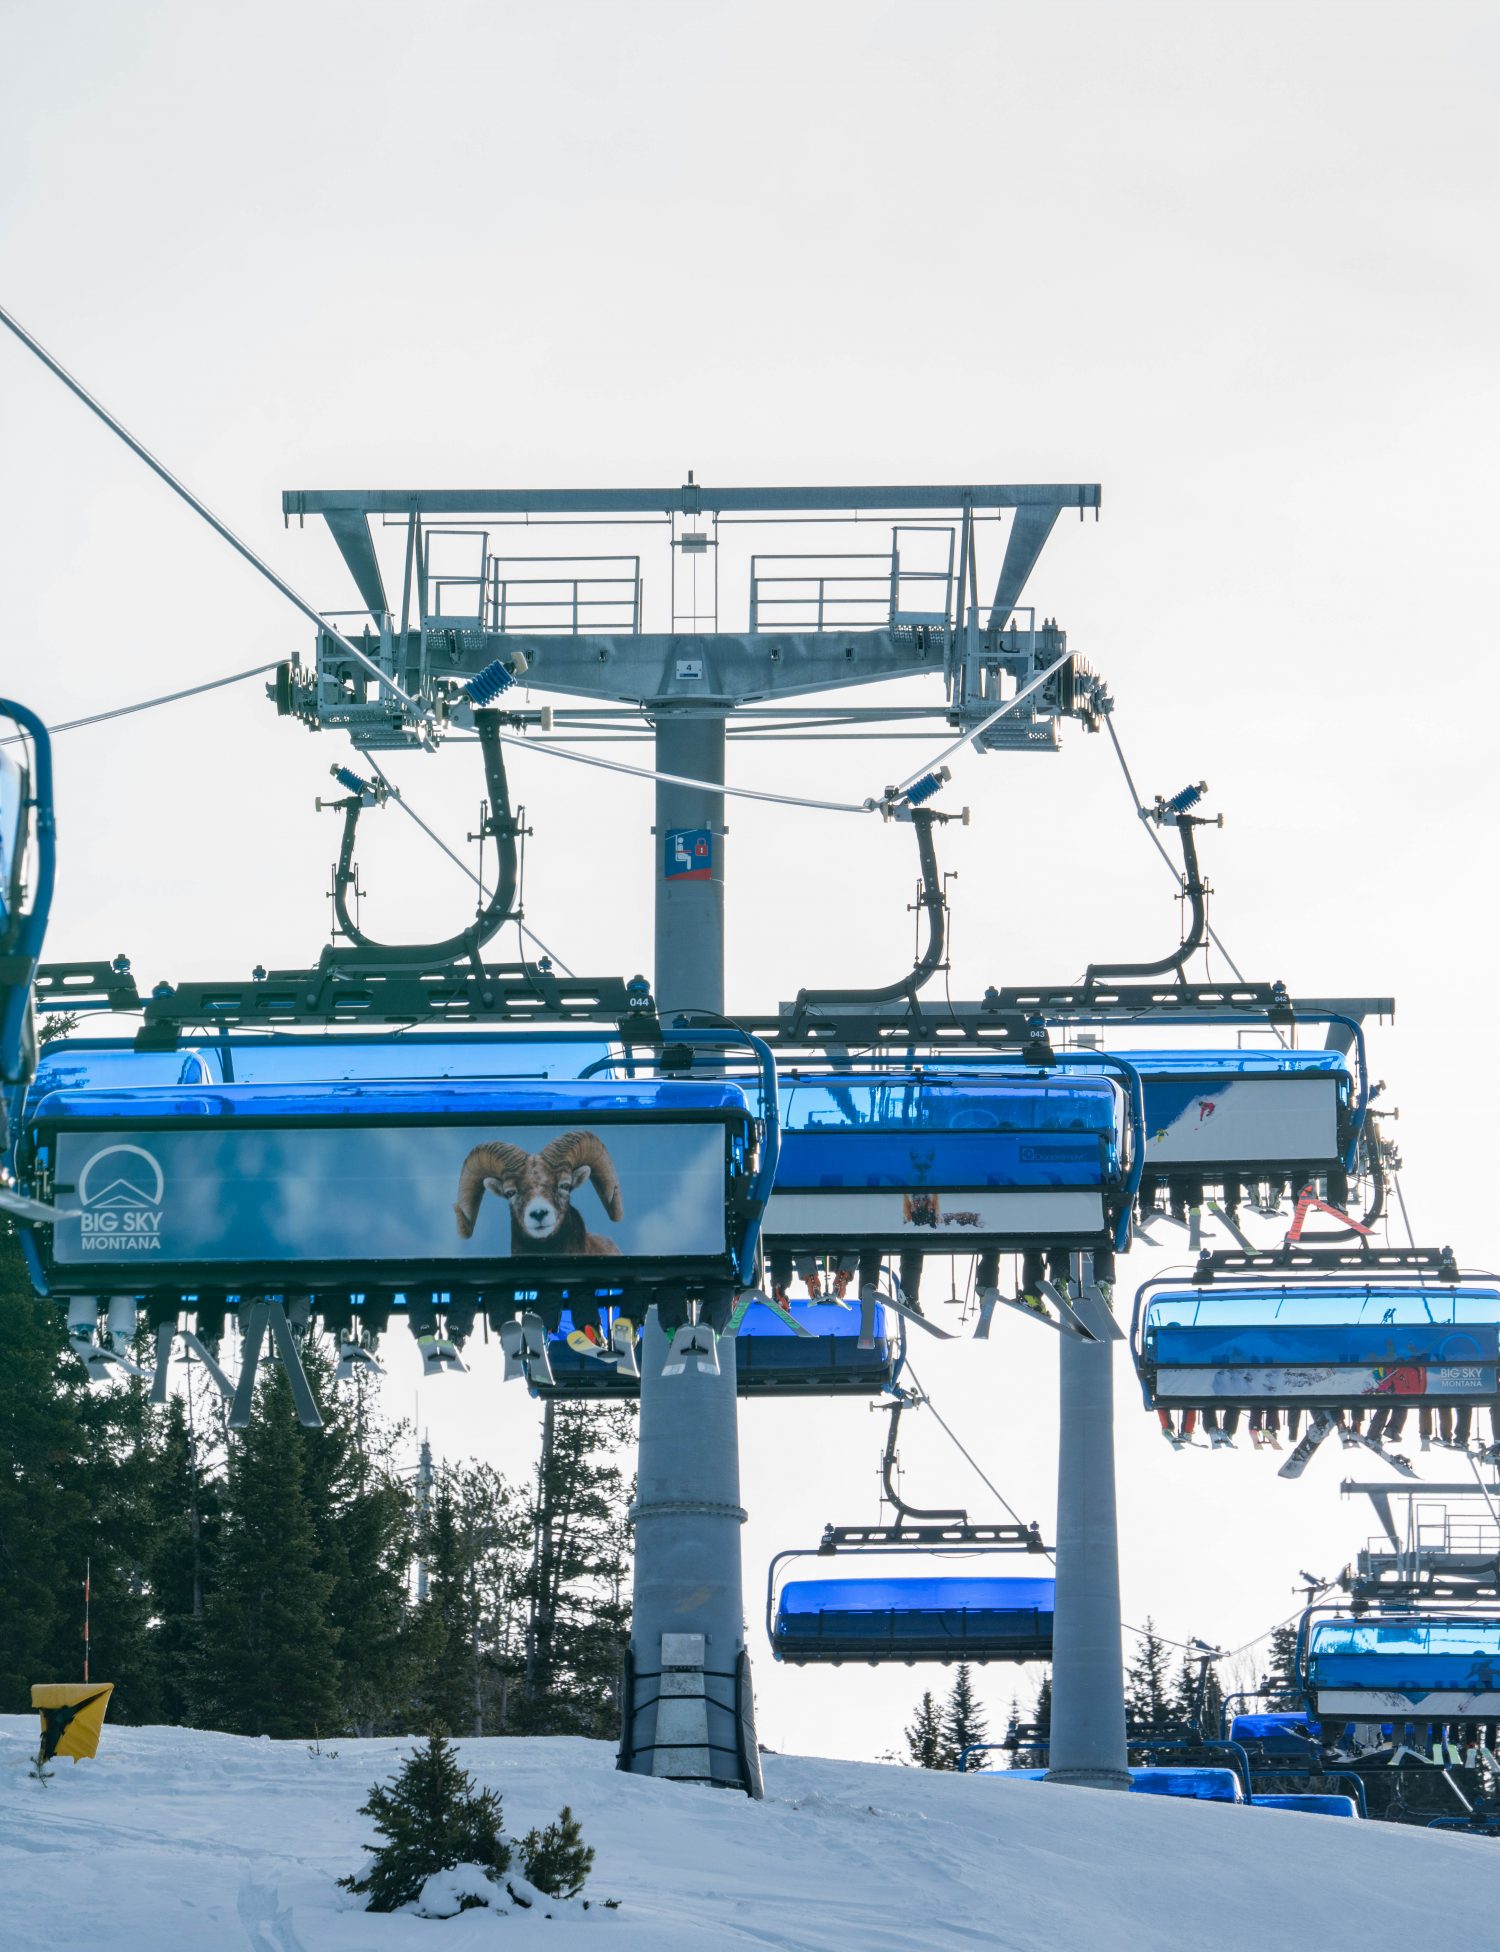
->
[464, 659, 516, 706]
[905, 767, 950, 806]
[331, 764, 371, 796]
[1164, 781, 1207, 815]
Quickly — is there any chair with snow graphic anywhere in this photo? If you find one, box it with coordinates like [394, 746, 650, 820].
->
[1132, 1253, 1500, 1439]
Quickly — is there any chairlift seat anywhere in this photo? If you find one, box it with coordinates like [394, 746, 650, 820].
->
[534, 1296, 897, 1400]
[981, 1765, 1243, 1801]
[1230, 1712, 1318, 1754]
[772, 1573, 1054, 1665]
[1250, 1792, 1358, 1817]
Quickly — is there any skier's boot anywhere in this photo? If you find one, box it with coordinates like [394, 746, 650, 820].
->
[336, 1338, 386, 1383]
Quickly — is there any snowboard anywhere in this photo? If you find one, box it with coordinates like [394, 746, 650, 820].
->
[1277, 1410, 1336, 1479]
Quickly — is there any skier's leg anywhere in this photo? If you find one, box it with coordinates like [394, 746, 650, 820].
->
[974, 1249, 1001, 1339]
[898, 1251, 924, 1316]
[1020, 1248, 1047, 1315]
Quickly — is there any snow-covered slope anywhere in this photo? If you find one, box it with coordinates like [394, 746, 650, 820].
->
[1, 1717, 1492, 1951]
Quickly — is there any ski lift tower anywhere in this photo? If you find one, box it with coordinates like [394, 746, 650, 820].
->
[276, 478, 1114, 1793]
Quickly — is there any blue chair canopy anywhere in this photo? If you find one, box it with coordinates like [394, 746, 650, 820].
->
[1252, 1793, 1357, 1817]
[773, 1575, 1054, 1666]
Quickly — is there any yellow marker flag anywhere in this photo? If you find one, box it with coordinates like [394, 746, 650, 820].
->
[31, 1683, 115, 1764]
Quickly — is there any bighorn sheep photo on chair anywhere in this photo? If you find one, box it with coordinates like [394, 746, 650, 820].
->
[454, 1130, 624, 1255]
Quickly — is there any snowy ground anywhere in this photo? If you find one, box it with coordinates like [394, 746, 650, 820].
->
[2, 1718, 1495, 1951]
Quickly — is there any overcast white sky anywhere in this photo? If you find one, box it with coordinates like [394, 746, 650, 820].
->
[3, 0, 1498, 1760]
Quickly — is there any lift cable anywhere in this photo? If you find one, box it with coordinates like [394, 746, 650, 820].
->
[901, 1357, 1044, 1550]
[0, 302, 429, 725]
[905, 1354, 1322, 1661]
[487, 729, 871, 815]
[890, 652, 1072, 798]
[0, 661, 280, 746]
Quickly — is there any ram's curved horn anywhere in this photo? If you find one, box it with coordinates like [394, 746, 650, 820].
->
[454, 1141, 531, 1238]
[540, 1129, 624, 1221]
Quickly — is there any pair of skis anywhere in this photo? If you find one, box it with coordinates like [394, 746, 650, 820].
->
[1277, 1411, 1419, 1480]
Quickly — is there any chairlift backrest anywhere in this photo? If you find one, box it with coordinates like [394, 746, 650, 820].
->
[766, 1071, 1130, 1255]
[1303, 1611, 1500, 1715]
[23, 1074, 759, 1301]
[1133, 1278, 1500, 1412]
[1115, 1047, 1355, 1183]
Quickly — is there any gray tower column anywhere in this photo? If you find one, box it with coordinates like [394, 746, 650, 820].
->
[1045, 1254, 1130, 1789]
[621, 712, 759, 1793]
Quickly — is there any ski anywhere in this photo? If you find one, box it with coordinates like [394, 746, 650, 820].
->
[1206, 1199, 1257, 1253]
[497, 1317, 527, 1383]
[977, 1288, 1072, 1339]
[723, 1290, 815, 1338]
[1037, 1278, 1122, 1343]
[876, 1290, 956, 1340]
[1277, 1410, 1336, 1480]
[519, 1311, 554, 1387]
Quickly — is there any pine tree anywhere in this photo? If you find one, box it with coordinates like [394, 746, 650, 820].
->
[1126, 1618, 1174, 1730]
[198, 1365, 342, 1737]
[409, 1460, 529, 1736]
[0, 1231, 154, 1716]
[1000, 1694, 1026, 1768]
[941, 1663, 988, 1769]
[341, 1731, 510, 1912]
[904, 1690, 947, 1769]
[0, 1238, 92, 1706]
[513, 1401, 635, 1737]
[1032, 1671, 1052, 1742]
[519, 1805, 594, 1900]
[1173, 1649, 1225, 1737]
[76, 1341, 168, 1723]
[142, 1387, 224, 1725]
[293, 1347, 416, 1734]
[1265, 1623, 1300, 1707]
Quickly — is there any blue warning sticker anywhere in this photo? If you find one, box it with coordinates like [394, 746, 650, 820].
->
[664, 828, 714, 881]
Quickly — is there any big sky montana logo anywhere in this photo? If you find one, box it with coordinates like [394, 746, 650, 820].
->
[76, 1143, 165, 1252]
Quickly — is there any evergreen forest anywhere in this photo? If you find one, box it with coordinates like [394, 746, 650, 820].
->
[0, 1229, 636, 1739]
